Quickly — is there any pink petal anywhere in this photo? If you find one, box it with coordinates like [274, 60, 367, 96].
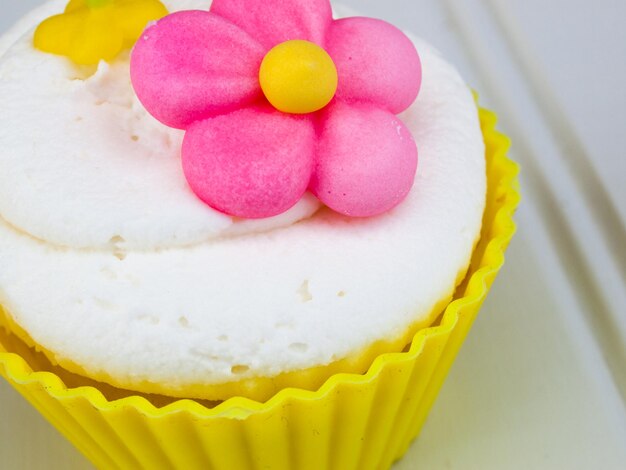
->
[131, 10, 265, 129]
[310, 102, 418, 217]
[182, 105, 316, 219]
[210, 0, 332, 49]
[327, 18, 422, 114]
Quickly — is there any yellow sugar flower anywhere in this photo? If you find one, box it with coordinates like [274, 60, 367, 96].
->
[34, 0, 168, 65]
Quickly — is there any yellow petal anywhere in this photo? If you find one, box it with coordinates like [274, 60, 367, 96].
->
[68, 11, 124, 65]
[114, 0, 169, 48]
[34, 11, 87, 57]
[64, 0, 86, 13]
[35, 0, 166, 65]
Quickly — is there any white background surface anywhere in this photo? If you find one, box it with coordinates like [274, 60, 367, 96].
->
[1, 0, 625, 469]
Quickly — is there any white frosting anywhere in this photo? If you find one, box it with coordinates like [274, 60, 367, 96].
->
[0, 0, 486, 393]
[0, 0, 320, 250]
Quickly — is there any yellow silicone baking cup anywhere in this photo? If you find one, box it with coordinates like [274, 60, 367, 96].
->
[0, 105, 520, 470]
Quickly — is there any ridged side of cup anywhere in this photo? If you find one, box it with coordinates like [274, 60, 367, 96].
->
[0, 105, 520, 470]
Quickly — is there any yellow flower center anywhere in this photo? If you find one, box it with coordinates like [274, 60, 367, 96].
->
[259, 40, 338, 115]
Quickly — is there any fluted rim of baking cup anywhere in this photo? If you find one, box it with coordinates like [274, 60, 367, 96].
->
[0, 104, 520, 420]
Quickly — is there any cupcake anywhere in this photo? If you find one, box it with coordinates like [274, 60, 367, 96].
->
[0, 0, 519, 468]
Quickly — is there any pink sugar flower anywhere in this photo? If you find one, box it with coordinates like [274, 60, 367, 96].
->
[131, 0, 422, 219]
